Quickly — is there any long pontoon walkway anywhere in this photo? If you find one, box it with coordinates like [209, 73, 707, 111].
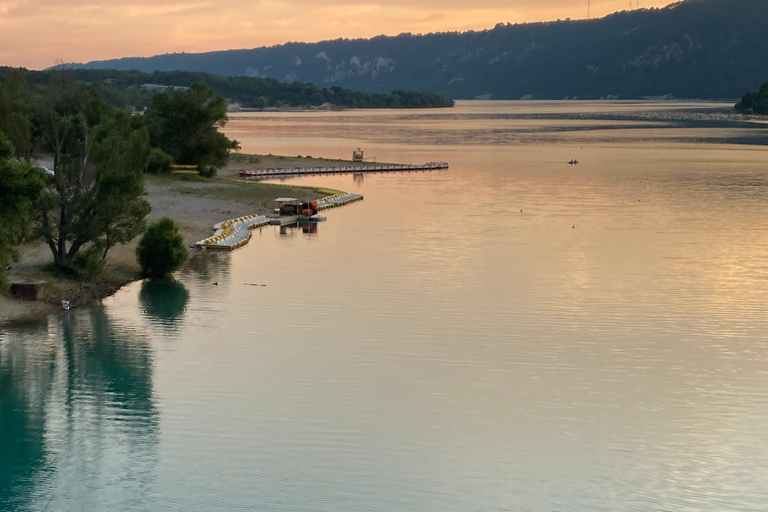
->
[194, 192, 363, 250]
[239, 162, 448, 180]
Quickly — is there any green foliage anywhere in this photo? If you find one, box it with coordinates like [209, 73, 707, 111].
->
[147, 147, 173, 173]
[71, 246, 106, 278]
[0, 135, 44, 293]
[35, 88, 152, 266]
[0, 70, 34, 161]
[136, 217, 188, 278]
[735, 83, 768, 114]
[144, 82, 239, 177]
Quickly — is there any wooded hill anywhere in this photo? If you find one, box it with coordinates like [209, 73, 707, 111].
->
[71, 0, 768, 100]
[1, 67, 453, 110]
[735, 83, 768, 114]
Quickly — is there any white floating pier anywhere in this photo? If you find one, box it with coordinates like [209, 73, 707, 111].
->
[239, 162, 448, 180]
[194, 214, 270, 251]
[316, 192, 363, 210]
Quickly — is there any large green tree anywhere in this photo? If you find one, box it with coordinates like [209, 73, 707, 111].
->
[144, 82, 239, 177]
[35, 87, 152, 267]
[0, 69, 34, 162]
[0, 136, 43, 292]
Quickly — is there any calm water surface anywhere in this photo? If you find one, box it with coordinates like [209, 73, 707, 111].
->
[3, 101, 768, 511]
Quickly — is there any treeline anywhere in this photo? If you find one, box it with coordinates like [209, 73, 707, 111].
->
[325, 86, 452, 108]
[0, 70, 235, 288]
[735, 83, 768, 115]
[0, 67, 454, 110]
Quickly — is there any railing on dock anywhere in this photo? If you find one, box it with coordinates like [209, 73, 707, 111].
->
[239, 162, 448, 180]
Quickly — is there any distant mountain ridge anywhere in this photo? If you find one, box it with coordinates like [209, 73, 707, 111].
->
[73, 0, 768, 100]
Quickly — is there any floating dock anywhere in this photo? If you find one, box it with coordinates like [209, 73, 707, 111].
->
[194, 193, 364, 251]
[195, 214, 270, 251]
[239, 162, 448, 180]
[317, 192, 363, 210]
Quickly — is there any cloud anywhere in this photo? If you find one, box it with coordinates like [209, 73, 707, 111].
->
[118, 2, 214, 17]
[0, 2, 19, 16]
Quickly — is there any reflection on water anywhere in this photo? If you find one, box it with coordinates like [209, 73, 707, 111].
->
[278, 221, 321, 237]
[4, 102, 768, 511]
[0, 325, 48, 512]
[0, 309, 157, 511]
[180, 250, 232, 287]
[139, 279, 190, 328]
[225, 100, 768, 152]
[299, 221, 318, 235]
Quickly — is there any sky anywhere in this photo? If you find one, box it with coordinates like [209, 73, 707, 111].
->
[1, 0, 677, 70]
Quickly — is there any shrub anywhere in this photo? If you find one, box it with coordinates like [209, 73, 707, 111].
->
[136, 217, 188, 278]
[146, 148, 173, 173]
[197, 165, 217, 178]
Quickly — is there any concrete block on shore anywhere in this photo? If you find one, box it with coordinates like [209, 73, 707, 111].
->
[10, 281, 46, 301]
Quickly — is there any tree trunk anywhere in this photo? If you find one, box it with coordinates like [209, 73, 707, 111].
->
[57, 194, 68, 265]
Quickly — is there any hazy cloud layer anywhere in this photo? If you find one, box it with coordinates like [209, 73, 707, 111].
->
[1, 0, 674, 69]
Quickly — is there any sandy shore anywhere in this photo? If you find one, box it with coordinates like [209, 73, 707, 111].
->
[0, 153, 353, 328]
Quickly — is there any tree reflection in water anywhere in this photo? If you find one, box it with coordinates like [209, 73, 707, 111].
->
[181, 251, 231, 287]
[139, 278, 190, 328]
[0, 324, 50, 512]
[0, 307, 158, 510]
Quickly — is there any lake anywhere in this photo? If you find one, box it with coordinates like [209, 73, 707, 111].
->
[3, 101, 768, 511]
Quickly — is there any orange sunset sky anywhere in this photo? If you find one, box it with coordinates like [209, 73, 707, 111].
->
[1, 0, 677, 70]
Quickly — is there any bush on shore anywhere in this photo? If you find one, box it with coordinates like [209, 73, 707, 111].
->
[147, 148, 173, 173]
[136, 218, 188, 278]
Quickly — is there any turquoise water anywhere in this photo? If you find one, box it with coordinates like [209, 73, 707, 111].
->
[3, 101, 768, 511]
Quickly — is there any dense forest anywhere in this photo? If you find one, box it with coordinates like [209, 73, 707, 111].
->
[735, 83, 768, 115]
[72, 0, 768, 100]
[0, 67, 453, 110]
